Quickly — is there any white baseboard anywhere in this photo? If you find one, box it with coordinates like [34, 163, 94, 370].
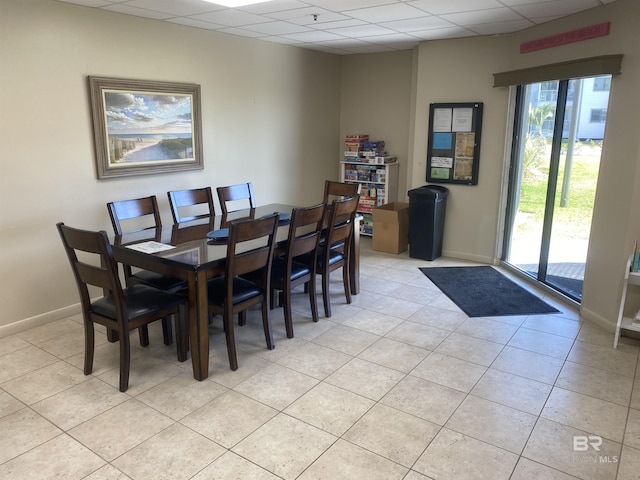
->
[0, 304, 81, 338]
[442, 249, 496, 266]
[580, 306, 616, 333]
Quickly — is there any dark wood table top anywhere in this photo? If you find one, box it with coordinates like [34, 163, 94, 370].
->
[111, 203, 294, 272]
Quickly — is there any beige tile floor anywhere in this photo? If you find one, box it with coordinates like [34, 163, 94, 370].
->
[2, 238, 640, 479]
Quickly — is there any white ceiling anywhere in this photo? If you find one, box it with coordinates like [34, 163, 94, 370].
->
[54, 0, 617, 55]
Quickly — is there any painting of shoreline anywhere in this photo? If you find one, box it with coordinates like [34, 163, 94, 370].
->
[104, 90, 195, 165]
[109, 133, 193, 164]
[89, 76, 203, 178]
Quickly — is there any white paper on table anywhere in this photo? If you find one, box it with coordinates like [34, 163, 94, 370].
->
[125, 241, 175, 253]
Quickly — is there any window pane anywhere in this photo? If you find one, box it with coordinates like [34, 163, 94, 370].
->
[593, 76, 611, 91]
[590, 109, 607, 122]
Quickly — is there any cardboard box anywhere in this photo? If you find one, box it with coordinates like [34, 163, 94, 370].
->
[372, 202, 409, 254]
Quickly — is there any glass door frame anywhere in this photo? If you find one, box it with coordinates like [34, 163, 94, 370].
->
[501, 79, 577, 300]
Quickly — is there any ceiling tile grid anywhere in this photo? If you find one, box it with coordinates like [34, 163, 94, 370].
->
[53, 0, 614, 54]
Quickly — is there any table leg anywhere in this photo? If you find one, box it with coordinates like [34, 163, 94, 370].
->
[350, 219, 360, 295]
[189, 269, 210, 381]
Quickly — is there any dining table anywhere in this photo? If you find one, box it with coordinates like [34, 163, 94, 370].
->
[111, 203, 361, 381]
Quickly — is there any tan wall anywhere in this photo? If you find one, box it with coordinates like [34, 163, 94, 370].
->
[409, 35, 511, 264]
[403, 0, 640, 327]
[0, 0, 341, 332]
[339, 51, 414, 201]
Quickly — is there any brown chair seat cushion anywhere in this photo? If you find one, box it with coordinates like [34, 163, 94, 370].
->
[91, 285, 186, 320]
[132, 270, 186, 292]
[207, 276, 262, 306]
[300, 250, 344, 268]
[270, 257, 311, 284]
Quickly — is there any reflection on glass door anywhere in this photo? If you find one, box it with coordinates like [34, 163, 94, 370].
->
[503, 76, 609, 302]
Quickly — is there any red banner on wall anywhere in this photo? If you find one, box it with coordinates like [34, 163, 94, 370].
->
[520, 22, 610, 53]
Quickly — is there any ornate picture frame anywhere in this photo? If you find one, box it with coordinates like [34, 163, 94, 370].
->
[88, 76, 203, 179]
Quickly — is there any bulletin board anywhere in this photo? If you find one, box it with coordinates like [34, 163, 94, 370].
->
[426, 102, 483, 185]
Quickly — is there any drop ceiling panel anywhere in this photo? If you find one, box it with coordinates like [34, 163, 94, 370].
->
[52, 0, 618, 54]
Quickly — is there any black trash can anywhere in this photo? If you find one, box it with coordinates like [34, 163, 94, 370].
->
[408, 185, 449, 260]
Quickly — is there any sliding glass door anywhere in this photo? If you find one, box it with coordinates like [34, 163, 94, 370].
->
[503, 76, 610, 302]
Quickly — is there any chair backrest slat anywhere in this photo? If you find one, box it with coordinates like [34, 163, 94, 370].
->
[76, 261, 111, 290]
[323, 180, 360, 203]
[217, 182, 256, 215]
[287, 203, 326, 259]
[234, 249, 272, 276]
[326, 196, 359, 251]
[107, 196, 162, 236]
[167, 187, 215, 224]
[226, 214, 278, 279]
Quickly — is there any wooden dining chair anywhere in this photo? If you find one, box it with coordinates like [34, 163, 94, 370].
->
[107, 195, 187, 345]
[216, 182, 256, 215]
[107, 195, 163, 237]
[321, 181, 360, 248]
[57, 223, 188, 392]
[167, 187, 216, 224]
[207, 214, 278, 370]
[313, 195, 359, 318]
[107, 195, 186, 294]
[270, 203, 325, 338]
[323, 180, 360, 203]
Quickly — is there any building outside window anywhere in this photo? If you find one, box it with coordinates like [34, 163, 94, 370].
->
[539, 80, 559, 102]
[590, 108, 608, 123]
[593, 76, 611, 91]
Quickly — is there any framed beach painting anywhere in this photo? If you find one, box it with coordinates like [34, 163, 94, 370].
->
[88, 76, 203, 179]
